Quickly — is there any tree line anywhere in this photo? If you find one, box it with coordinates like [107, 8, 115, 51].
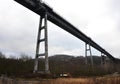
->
[0, 52, 119, 77]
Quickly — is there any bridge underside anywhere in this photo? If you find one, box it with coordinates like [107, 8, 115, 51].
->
[14, 0, 117, 64]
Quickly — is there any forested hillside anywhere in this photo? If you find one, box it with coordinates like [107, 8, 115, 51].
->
[0, 52, 119, 77]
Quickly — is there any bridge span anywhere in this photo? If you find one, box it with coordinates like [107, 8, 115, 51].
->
[14, 0, 118, 73]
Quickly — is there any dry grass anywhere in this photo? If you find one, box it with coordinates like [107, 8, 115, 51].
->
[0, 76, 120, 84]
[40, 76, 120, 84]
[48, 78, 91, 84]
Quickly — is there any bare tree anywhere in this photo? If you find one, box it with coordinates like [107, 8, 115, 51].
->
[0, 52, 5, 58]
[19, 53, 32, 61]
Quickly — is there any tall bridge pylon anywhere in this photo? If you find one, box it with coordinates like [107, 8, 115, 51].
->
[85, 43, 93, 66]
[34, 13, 50, 73]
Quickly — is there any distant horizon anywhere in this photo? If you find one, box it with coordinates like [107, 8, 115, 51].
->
[1, 51, 119, 60]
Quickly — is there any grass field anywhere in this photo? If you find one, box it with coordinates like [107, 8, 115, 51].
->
[0, 76, 120, 84]
[42, 76, 120, 84]
[47, 77, 119, 84]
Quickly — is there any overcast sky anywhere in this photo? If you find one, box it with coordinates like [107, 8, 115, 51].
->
[0, 0, 120, 58]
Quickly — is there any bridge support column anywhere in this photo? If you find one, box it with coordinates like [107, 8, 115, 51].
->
[33, 13, 50, 74]
[101, 53, 107, 66]
[85, 43, 94, 67]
